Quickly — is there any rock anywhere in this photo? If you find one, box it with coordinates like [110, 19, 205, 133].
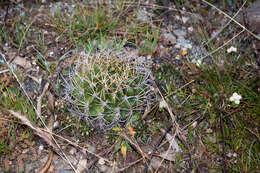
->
[150, 157, 162, 169]
[25, 162, 39, 173]
[175, 16, 190, 24]
[12, 56, 32, 70]
[137, 9, 151, 22]
[87, 145, 96, 153]
[162, 33, 176, 44]
[175, 39, 192, 50]
[173, 29, 187, 39]
[98, 164, 109, 172]
[98, 158, 105, 165]
[207, 134, 217, 143]
[69, 147, 77, 155]
[227, 152, 233, 158]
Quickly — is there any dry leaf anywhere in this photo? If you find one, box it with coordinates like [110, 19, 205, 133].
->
[17, 154, 26, 172]
[47, 91, 55, 112]
[157, 150, 176, 161]
[186, 62, 198, 72]
[8, 110, 58, 150]
[121, 144, 127, 160]
[166, 133, 181, 152]
[4, 156, 10, 171]
[12, 56, 32, 69]
[127, 126, 136, 136]
[181, 50, 188, 56]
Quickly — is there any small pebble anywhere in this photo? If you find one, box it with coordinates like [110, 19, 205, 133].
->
[163, 33, 176, 44]
[99, 165, 108, 172]
[227, 152, 233, 158]
[69, 147, 77, 155]
[53, 121, 59, 129]
[98, 158, 105, 165]
[173, 29, 187, 39]
[87, 145, 96, 153]
[39, 145, 44, 151]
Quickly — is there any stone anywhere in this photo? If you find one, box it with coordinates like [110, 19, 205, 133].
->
[98, 165, 109, 172]
[163, 33, 176, 44]
[150, 157, 162, 169]
[69, 147, 77, 155]
[87, 145, 96, 153]
[173, 29, 187, 39]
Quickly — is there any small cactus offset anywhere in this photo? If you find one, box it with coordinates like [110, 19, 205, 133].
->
[62, 49, 155, 130]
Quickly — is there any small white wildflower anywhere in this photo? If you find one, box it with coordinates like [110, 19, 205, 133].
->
[196, 59, 202, 66]
[227, 46, 237, 53]
[39, 145, 44, 151]
[188, 26, 194, 32]
[49, 51, 54, 56]
[159, 100, 167, 109]
[175, 55, 181, 60]
[192, 58, 202, 67]
[229, 92, 242, 104]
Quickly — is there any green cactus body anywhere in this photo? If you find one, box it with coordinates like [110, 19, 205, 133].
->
[63, 49, 155, 130]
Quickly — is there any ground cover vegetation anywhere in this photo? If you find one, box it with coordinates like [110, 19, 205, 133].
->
[0, 0, 259, 172]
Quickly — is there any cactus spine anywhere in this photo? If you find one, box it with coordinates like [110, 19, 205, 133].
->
[63, 49, 155, 130]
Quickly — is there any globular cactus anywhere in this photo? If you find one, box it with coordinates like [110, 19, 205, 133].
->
[62, 49, 155, 131]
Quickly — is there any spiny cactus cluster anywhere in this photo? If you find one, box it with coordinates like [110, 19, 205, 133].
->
[62, 49, 155, 131]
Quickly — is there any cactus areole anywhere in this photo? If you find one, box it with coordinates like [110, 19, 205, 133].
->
[62, 49, 155, 130]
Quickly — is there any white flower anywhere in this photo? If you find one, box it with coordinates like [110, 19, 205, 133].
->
[39, 145, 44, 151]
[159, 100, 167, 109]
[229, 92, 242, 104]
[192, 58, 202, 67]
[49, 51, 54, 56]
[227, 46, 237, 53]
[188, 26, 194, 32]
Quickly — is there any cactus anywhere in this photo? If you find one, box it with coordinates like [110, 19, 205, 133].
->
[62, 49, 155, 131]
